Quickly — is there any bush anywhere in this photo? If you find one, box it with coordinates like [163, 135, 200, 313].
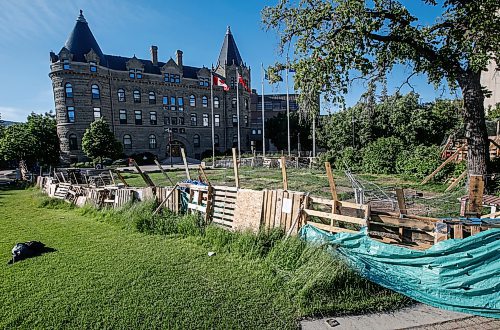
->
[334, 147, 362, 171]
[396, 145, 442, 180]
[362, 137, 404, 174]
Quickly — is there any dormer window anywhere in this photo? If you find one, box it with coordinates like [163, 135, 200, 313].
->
[169, 74, 180, 83]
[136, 70, 142, 79]
[199, 78, 209, 87]
[164, 73, 169, 82]
[89, 61, 97, 72]
[129, 69, 135, 79]
[63, 59, 70, 70]
[129, 69, 142, 79]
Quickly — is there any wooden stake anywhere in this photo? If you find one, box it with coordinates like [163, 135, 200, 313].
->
[198, 165, 210, 186]
[395, 188, 407, 216]
[154, 158, 174, 186]
[109, 170, 116, 185]
[232, 148, 240, 189]
[421, 146, 464, 184]
[153, 184, 178, 215]
[466, 175, 484, 217]
[131, 159, 155, 187]
[445, 170, 467, 192]
[281, 157, 288, 191]
[114, 171, 129, 187]
[180, 148, 191, 180]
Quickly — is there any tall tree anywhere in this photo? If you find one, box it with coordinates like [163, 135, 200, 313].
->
[263, 0, 500, 177]
[265, 112, 313, 152]
[82, 119, 122, 164]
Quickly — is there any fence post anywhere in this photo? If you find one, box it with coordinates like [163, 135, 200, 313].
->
[281, 156, 288, 191]
[232, 148, 240, 189]
[180, 148, 191, 180]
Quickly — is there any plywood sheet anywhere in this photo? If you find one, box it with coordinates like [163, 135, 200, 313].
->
[232, 189, 264, 232]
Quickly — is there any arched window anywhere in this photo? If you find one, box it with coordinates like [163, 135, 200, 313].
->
[214, 134, 219, 147]
[232, 134, 238, 147]
[245, 98, 249, 110]
[91, 84, 100, 99]
[231, 97, 237, 108]
[149, 134, 157, 149]
[193, 134, 200, 148]
[65, 83, 73, 98]
[202, 96, 208, 107]
[232, 114, 237, 127]
[123, 134, 132, 149]
[149, 91, 156, 104]
[133, 90, 141, 103]
[117, 88, 125, 102]
[214, 97, 220, 108]
[69, 134, 78, 150]
[189, 95, 196, 107]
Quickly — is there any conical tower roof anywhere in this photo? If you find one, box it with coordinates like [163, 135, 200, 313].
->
[217, 26, 243, 68]
[64, 10, 105, 63]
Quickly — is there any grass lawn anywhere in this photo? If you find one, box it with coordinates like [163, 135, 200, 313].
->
[0, 187, 409, 329]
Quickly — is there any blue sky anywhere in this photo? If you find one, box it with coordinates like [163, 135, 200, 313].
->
[0, 0, 458, 122]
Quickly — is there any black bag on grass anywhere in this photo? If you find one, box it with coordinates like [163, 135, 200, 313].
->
[8, 241, 54, 264]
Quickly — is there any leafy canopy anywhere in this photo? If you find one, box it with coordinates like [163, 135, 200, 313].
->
[263, 0, 500, 109]
[81, 119, 122, 163]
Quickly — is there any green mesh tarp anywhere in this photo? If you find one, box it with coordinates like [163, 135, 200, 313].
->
[299, 225, 500, 318]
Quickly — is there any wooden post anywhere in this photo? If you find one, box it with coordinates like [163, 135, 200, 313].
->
[204, 185, 214, 224]
[109, 170, 116, 185]
[180, 148, 191, 180]
[114, 171, 129, 187]
[421, 146, 464, 184]
[198, 165, 210, 186]
[281, 157, 288, 191]
[445, 170, 467, 192]
[324, 162, 338, 201]
[154, 158, 174, 186]
[131, 159, 155, 187]
[232, 148, 240, 189]
[466, 175, 484, 217]
[395, 188, 407, 216]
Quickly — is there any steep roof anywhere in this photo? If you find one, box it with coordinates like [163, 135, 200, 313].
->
[217, 26, 243, 67]
[64, 10, 105, 63]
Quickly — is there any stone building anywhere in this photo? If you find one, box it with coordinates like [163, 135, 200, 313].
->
[49, 11, 252, 163]
[481, 60, 500, 111]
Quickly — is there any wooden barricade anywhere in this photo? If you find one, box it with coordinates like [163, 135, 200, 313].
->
[262, 190, 308, 235]
[114, 189, 134, 208]
[155, 187, 180, 213]
[54, 183, 71, 200]
[211, 185, 238, 228]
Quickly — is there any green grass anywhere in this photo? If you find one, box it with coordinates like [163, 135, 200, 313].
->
[0, 187, 409, 329]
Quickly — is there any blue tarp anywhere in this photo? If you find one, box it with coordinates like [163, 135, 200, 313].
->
[299, 224, 500, 318]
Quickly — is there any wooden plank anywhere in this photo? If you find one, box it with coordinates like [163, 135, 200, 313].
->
[466, 175, 484, 217]
[188, 203, 206, 213]
[275, 190, 284, 228]
[303, 208, 366, 226]
[445, 170, 467, 192]
[421, 146, 464, 184]
[307, 221, 358, 234]
[309, 196, 368, 212]
[395, 188, 407, 215]
[213, 186, 239, 192]
[131, 159, 155, 187]
[280, 157, 288, 191]
[370, 213, 436, 232]
[153, 184, 178, 215]
[212, 217, 235, 227]
[481, 210, 500, 219]
[180, 148, 191, 180]
[453, 224, 463, 239]
[154, 159, 174, 185]
[232, 148, 240, 188]
[470, 225, 481, 236]
[198, 165, 210, 186]
[114, 171, 129, 187]
[325, 162, 338, 202]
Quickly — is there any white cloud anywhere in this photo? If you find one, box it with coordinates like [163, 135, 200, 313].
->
[0, 106, 41, 123]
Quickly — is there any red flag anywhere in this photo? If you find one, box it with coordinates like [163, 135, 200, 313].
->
[238, 75, 250, 92]
[213, 74, 229, 91]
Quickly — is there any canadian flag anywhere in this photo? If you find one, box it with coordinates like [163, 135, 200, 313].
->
[238, 74, 251, 92]
[213, 74, 229, 91]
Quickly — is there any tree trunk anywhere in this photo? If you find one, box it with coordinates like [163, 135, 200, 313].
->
[460, 71, 489, 178]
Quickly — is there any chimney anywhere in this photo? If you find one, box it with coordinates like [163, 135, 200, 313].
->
[176, 50, 183, 68]
[150, 45, 158, 66]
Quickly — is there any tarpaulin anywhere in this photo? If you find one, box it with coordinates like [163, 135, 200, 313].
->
[299, 224, 500, 318]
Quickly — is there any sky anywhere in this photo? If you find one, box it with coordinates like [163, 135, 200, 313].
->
[0, 0, 458, 122]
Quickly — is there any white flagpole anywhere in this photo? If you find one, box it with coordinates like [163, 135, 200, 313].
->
[312, 114, 316, 158]
[261, 63, 266, 156]
[210, 66, 215, 167]
[236, 71, 241, 160]
[286, 58, 291, 157]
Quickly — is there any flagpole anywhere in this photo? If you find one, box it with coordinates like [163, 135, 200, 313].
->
[286, 57, 291, 157]
[312, 114, 316, 158]
[210, 65, 215, 167]
[236, 71, 241, 160]
[261, 63, 266, 157]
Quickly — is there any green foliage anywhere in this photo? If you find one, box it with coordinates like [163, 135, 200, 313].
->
[362, 137, 404, 174]
[486, 103, 500, 120]
[334, 147, 362, 171]
[396, 145, 443, 180]
[265, 112, 313, 151]
[81, 119, 122, 163]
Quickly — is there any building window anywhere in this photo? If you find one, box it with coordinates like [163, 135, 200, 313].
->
[162, 96, 168, 105]
[203, 113, 209, 127]
[232, 114, 237, 127]
[214, 114, 220, 127]
[214, 97, 219, 108]
[173, 74, 180, 83]
[172, 128, 178, 133]
[164, 73, 169, 82]
[199, 77, 209, 86]
[232, 134, 238, 147]
[130, 69, 142, 79]
[93, 107, 101, 120]
[252, 129, 257, 135]
[89, 61, 97, 72]
[245, 98, 249, 110]
[136, 70, 142, 79]
[129, 69, 135, 79]
[193, 134, 200, 148]
[244, 115, 248, 127]
[189, 95, 196, 107]
[118, 88, 125, 102]
[231, 98, 237, 108]
[214, 134, 219, 147]
[170, 96, 176, 111]
[119, 109, 127, 124]
[65, 83, 73, 98]
[150, 111, 157, 125]
[258, 129, 262, 134]
[69, 134, 78, 150]
[123, 135, 132, 149]
[149, 91, 156, 104]
[178, 97, 184, 111]
[149, 134, 157, 149]
[190, 114, 197, 126]
[164, 117, 170, 125]
[63, 59, 70, 70]
[171, 117, 177, 125]
[202, 96, 208, 107]
[91, 84, 100, 99]
[67, 106, 75, 123]
[179, 117, 185, 125]
[179, 128, 186, 134]
[134, 110, 142, 125]
[133, 90, 141, 103]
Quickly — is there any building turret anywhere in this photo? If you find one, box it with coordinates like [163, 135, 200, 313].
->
[63, 10, 105, 63]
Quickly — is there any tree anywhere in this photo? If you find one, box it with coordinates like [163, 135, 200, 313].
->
[265, 112, 313, 152]
[81, 119, 122, 164]
[0, 124, 35, 165]
[263, 0, 500, 177]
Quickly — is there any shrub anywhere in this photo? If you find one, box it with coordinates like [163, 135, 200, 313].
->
[361, 137, 404, 174]
[396, 145, 442, 180]
[334, 147, 362, 171]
